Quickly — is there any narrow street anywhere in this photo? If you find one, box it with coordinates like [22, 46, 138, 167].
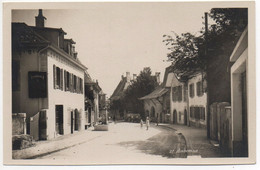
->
[35, 122, 186, 163]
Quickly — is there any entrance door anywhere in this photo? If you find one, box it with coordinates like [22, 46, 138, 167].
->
[241, 71, 248, 156]
[184, 109, 187, 125]
[71, 111, 74, 134]
[74, 109, 79, 131]
[173, 110, 177, 124]
[55, 105, 64, 135]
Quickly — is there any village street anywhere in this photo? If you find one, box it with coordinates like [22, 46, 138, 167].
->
[16, 122, 225, 163]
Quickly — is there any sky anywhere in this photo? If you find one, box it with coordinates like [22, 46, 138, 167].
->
[11, 2, 215, 97]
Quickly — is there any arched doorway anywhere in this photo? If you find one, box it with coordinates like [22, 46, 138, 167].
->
[145, 110, 149, 118]
[184, 109, 188, 125]
[173, 110, 177, 124]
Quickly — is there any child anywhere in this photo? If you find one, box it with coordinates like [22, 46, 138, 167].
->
[146, 117, 150, 130]
[140, 119, 143, 128]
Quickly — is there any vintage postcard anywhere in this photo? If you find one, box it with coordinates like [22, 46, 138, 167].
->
[2, 1, 256, 165]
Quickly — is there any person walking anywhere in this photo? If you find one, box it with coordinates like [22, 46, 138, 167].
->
[140, 119, 143, 128]
[146, 117, 150, 130]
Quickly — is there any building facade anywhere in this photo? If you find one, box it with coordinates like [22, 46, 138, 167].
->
[230, 26, 248, 157]
[187, 73, 207, 128]
[12, 10, 87, 140]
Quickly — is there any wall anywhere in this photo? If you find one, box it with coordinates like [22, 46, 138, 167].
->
[12, 50, 48, 134]
[188, 73, 207, 128]
[47, 49, 85, 139]
[12, 113, 26, 135]
[143, 99, 163, 122]
[171, 82, 187, 125]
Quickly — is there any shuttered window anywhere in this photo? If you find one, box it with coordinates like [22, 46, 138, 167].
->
[60, 69, 63, 90]
[196, 81, 203, 96]
[189, 83, 194, 98]
[178, 86, 182, 101]
[53, 65, 56, 89]
[73, 75, 77, 92]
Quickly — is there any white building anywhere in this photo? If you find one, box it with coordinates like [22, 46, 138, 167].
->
[164, 70, 188, 125]
[12, 10, 87, 140]
[187, 72, 207, 128]
[230, 26, 248, 156]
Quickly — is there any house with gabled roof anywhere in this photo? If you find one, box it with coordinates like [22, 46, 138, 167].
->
[12, 9, 87, 140]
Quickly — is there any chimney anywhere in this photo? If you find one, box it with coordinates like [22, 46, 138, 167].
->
[126, 72, 131, 82]
[155, 72, 160, 84]
[133, 74, 137, 81]
[35, 9, 46, 27]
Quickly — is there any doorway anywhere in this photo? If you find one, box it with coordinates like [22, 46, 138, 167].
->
[241, 71, 248, 156]
[184, 109, 187, 125]
[173, 110, 177, 124]
[55, 105, 64, 135]
[71, 111, 74, 134]
[74, 109, 79, 131]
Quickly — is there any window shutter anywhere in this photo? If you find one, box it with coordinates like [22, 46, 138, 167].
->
[60, 69, 63, 90]
[53, 65, 56, 89]
[64, 70, 67, 91]
[70, 73, 73, 92]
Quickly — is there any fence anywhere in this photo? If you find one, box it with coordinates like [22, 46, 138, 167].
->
[209, 102, 232, 155]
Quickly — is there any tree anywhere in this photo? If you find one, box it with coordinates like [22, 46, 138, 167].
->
[162, 8, 248, 80]
[123, 67, 159, 119]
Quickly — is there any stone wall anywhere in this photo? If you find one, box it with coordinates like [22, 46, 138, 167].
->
[12, 113, 26, 135]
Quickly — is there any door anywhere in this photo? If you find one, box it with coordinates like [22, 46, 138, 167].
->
[71, 111, 74, 134]
[74, 109, 79, 131]
[241, 71, 248, 156]
[173, 110, 177, 124]
[184, 109, 187, 125]
[55, 105, 64, 135]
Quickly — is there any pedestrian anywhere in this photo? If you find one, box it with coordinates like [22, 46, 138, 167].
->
[146, 117, 150, 130]
[140, 119, 143, 128]
[156, 115, 159, 126]
[113, 115, 116, 124]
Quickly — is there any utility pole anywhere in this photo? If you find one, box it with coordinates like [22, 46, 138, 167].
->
[204, 12, 210, 139]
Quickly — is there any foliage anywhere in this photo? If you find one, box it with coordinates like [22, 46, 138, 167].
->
[163, 8, 248, 79]
[123, 67, 159, 119]
[162, 32, 205, 79]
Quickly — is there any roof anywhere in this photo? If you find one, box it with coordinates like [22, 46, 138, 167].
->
[30, 26, 67, 35]
[110, 77, 128, 101]
[12, 22, 87, 70]
[230, 26, 248, 62]
[139, 85, 168, 100]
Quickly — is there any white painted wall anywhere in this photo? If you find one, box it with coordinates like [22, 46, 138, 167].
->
[188, 73, 207, 126]
[46, 50, 85, 139]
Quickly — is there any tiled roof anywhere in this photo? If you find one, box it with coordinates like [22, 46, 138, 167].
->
[12, 22, 87, 70]
[139, 85, 168, 100]
[110, 77, 127, 100]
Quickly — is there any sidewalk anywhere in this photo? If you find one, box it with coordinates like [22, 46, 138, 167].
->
[12, 126, 104, 159]
[158, 123, 227, 158]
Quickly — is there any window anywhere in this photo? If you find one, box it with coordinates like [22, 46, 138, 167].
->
[189, 83, 194, 98]
[196, 81, 203, 96]
[190, 107, 194, 118]
[184, 84, 187, 102]
[194, 107, 200, 120]
[79, 78, 83, 94]
[73, 75, 77, 92]
[172, 87, 177, 102]
[200, 107, 205, 120]
[172, 85, 182, 102]
[64, 70, 70, 91]
[178, 86, 182, 101]
[53, 65, 63, 90]
[12, 60, 20, 91]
